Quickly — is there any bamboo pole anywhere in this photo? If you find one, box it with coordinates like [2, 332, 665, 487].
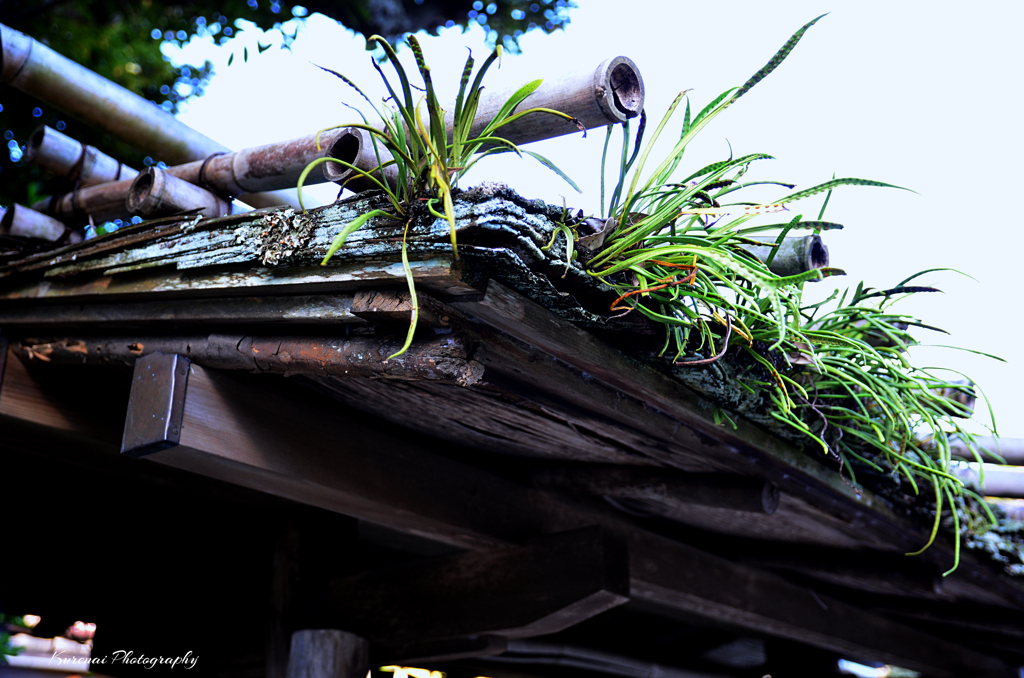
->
[126, 168, 232, 219]
[14, 56, 644, 205]
[0, 203, 81, 242]
[1, 22, 302, 209]
[321, 128, 401, 191]
[32, 178, 137, 224]
[741, 235, 829, 276]
[25, 125, 139, 186]
[449, 55, 644, 146]
[325, 56, 645, 190]
[142, 57, 645, 196]
[162, 128, 346, 196]
[952, 463, 1024, 499]
[950, 437, 1024, 465]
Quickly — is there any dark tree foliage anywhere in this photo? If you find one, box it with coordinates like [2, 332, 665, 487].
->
[0, 0, 576, 208]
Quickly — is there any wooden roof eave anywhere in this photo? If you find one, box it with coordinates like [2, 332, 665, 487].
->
[1, 185, 1023, 616]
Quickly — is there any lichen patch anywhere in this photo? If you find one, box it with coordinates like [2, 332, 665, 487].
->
[234, 208, 318, 266]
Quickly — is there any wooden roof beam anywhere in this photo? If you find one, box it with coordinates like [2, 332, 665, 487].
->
[98, 355, 1012, 677]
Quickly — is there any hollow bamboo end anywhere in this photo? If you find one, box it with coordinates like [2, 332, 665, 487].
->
[806, 235, 829, 271]
[126, 167, 166, 215]
[323, 130, 360, 184]
[744, 235, 829, 277]
[128, 166, 230, 218]
[25, 124, 82, 171]
[595, 56, 645, 123]
[325, 128, 399, 193]
[25, 125, 48, 163]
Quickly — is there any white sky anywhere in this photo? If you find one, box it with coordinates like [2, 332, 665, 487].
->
[168, 0, 1024, 438]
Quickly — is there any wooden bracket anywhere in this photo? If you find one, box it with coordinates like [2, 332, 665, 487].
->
[121, 351, 190, 457]
[323, 526, 629, 644]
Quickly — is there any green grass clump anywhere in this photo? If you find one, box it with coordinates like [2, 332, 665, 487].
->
[298, 36, 580, 358]
[586, 16, 1001, 573]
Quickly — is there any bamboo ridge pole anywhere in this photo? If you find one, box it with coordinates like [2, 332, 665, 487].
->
[162, 129, 346, 196]
[25, 126, 332, 222]
[126, 168, 232, 218]
[324, 56, 646, 189]
[0, 204, 82, 242]
[452, 55, 644, 146]
[0, 22, 300, 209]
[13, 56, 643, 203]
[1, 23, 226, 164]
[25, 125, 139, 187]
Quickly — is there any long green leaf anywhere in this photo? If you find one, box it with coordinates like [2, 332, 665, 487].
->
[733, 14, 827, 101]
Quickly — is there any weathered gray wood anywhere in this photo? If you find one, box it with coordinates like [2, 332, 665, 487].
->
[0, 294, 365, 326]
[12, 334, 484, 385]
[0, 258, 477, 301]
[324, 527, 629, 642]
[158, 362, 563, 550]
[350, 289, 451, 328]
[286, 630, 368, 678]
[447, 282, 936, 549]
[308, 375, 680, 468]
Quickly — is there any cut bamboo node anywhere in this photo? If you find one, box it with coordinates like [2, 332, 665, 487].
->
[599, 56, 645, 121]
[127, 167, 232, 219]
[324, 128, 401, 192]
[446, 56, 646, 149]
[742, 235, 829, 277]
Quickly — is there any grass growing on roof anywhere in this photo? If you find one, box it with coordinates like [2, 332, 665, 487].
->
[297, 36, 581, 358]
[585, 15, 1000, 573]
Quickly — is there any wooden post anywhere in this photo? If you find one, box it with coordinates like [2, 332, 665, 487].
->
[286, 630, 368, 678]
